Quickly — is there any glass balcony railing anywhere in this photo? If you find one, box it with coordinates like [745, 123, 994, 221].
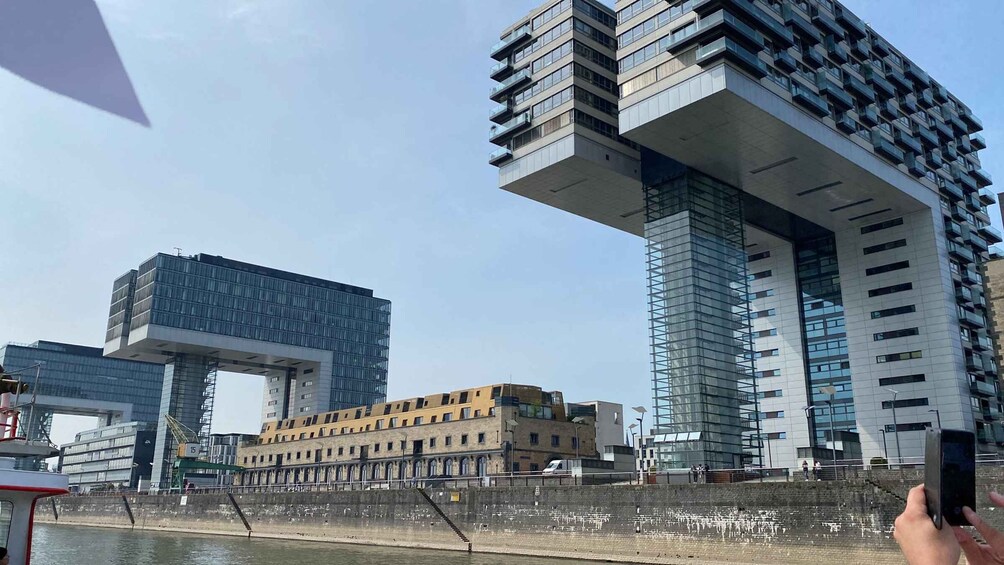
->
[918, 89, 935, 109]
[971, 168, 993, 186]
[859, 104, 879, 126]
[939, 180, 964, 201]
[933, 83, 949, 102]
[490, 25, 531, 60]
[971, 379, 997, 397]
[824, 36, 848, 63]
[934, 120, 954, 142]
[668, 10, 761, 54]
[956, 285, 973, 303]
[913, 124, 938, 149]
[903, 60, 931, 86]
[872, 132, 904, 164]
[489, 102, 512, 123]
[488, 147, 513, 166]
[954, 168, 978, 192]
[812, 8, 842, 37]
[817, 77, 853, 110]
[695, 37, 767, 78]
[790, 81, 829, 117]
[972, 133, 987, 150]
[885, 65, 912, 92]
[783, 5, 820, 43]
[802, 46, 825, 68]
[843, 74, 875, 102]
[963, 267, 981, 284]
[835, 112, 856, 133]
[489, 68, 531, 101]
[893, 129, 923, 154]
[959, 136, 974, 154]
[927, 150, 944, 168]
[948, 242, 975, 263]
[962, 111, 984, 133]
[774, 49, 797, 71]
[489, 112, 531, 143]
[834, 5, 867, 38]
[978, 223, 1003, 243]
[490, 60, 512, 81]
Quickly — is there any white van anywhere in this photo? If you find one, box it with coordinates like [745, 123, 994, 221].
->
[542, 459, 571, 475]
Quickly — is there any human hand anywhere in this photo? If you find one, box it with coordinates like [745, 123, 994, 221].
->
[895, 484, 961, 565]
[953, 491, 1004, 564]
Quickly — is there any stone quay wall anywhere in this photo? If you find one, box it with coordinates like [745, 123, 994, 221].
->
[34, 470, 1004, 564]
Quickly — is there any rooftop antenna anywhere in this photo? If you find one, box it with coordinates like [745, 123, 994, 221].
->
[174, 247, 183, 256]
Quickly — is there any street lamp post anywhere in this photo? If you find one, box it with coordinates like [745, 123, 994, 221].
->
[505, 419, 518, 478]
[928, 409, 941, 429]
[879, 428, 889, 466]
[885, 388, 903, 468]
[819, 386, 838, 474]
[628, 423, 638, 484]
[571, 417, 586, 459]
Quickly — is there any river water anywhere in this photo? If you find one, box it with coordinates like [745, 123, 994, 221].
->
[30, 524, 597, 564]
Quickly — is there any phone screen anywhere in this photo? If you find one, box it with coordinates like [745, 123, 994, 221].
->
[941, 431, 976, 526]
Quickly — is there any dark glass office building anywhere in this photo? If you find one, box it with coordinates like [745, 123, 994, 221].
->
[105, 252, 391, 487]
[0, 341, 164, 441]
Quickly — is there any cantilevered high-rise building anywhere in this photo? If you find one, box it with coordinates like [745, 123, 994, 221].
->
[487, 0, 997, 469]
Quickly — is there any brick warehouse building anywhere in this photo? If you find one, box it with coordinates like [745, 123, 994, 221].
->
[235, 384, 597, 486]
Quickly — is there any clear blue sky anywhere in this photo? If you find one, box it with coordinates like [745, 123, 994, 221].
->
[1, 1, 1001, 447]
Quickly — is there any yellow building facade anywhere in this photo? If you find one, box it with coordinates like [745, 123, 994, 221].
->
[235, 383, 596, 486]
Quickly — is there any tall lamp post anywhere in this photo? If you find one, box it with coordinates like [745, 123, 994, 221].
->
[571, 417, 586, 459]
[632, 406, 647, 480]
[628, 423, 638, 483]
[505, 419, 518, 478]
[819, 386, 838, 473]
[885, 388, 902, 468]
[928, 409, 941, 429]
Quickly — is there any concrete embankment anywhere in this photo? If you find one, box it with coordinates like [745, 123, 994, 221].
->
[34, 472, 1004, 564]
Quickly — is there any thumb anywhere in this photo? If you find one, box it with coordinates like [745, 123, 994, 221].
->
[954, 528, 985, 564]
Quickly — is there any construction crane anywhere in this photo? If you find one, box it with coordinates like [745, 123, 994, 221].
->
[164, 414, 243, 491]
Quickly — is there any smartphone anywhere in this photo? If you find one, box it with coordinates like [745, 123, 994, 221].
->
[924, 428, 976, 529]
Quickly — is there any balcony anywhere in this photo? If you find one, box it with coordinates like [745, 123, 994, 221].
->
[489, 102, 513, 124]
[961, 310, 986, 329]
[927, 150, 944, 169]
[885, 65, 912, 92]
[918, 89, 936, 109]
[490, 60, 513, 82]
[913, 124, 939, 149]
[818, 75, 854, 110]
[968, 232, 990, 253]
[904, 153, 925, 177]
[963, 267, 980, 284]
[774, 49, 797, 72]
[801, 46, 825, 68]
[850, 38, 869, 58]
[893, 129, 923, 154]
[667, 10, 763, 55]
[968, 356, 986, 373]
[973, 336, 993, 352]
[944, 142, 960, 161]
[946, 110, 969, 136]
[697, 0, 794, 46]
[951, 203, 968, 221]
[958, 136, 974, 154]
[872, 36, 891, 56]
[791, 82, 830, 117]
[489, 112, 531, 144]
[949, 242, 975, 263]
[972, 168, 993, 187]
[843, 74, 875, 102]
[834, 5, 867, 38]
[489, 68, 531, 102]
[954, 168, 979, 192]
[939, 179, 964, 201]
[899, 94, 918, 114]
[960, 108, 983, 133]
[972, 379, 997, 397]
[879, 99, 898, 120]
[972, 134, 987, 150]
[858, 104, 879, 126]
[490, 25, 532, 61]
[824, 35, 849, 63]
[933, 120, 955, 143]
[872, 132, 904, 164]
[783, 5, 821, 43]
[488, 147, 513, 166]
[695, 37, 768, 78]
[812, 8, 843, 37]
[903, 60, 931, 86]
[834, 112, 856, 134]
[955, 284, 973, 303]
[978, 223, 1003, 243]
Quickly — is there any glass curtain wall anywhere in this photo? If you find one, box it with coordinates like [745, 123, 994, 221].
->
[795, 236, 855, 448]
[643, 150, 760, 469]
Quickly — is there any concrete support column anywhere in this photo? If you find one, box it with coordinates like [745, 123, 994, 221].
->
[151, 354, 218, 489]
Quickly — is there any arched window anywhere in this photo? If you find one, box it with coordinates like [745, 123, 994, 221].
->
[427, 459, 438, 477]
[385, 462, 394, 481]
[399, 461, 408, 481]
[371, 464, 379, 480]
[335, 466, 343, 482]
[444, 458, 454, 476]
[459, 457, 469, 476]
[477, 456, 487, 477]
[413, 460, 422, 479]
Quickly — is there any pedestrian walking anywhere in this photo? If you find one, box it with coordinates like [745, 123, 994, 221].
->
[801, 460, 809, 481]
[813, 460, 822, 481]
[690, 465, 698, 484]
[698, 464, 706, 484]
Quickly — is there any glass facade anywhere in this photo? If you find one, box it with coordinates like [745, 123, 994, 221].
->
[109, 253, 392, 408]
[0, 341, 164, 430]
[643, 150, 760, 469]
[59, 422, 155, 492]
[795, 236, 855, 446]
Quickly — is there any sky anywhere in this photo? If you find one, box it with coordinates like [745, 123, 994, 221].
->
[1, 0, 1002, 449]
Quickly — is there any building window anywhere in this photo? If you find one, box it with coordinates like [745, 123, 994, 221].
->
[443, 413, 453, 422]
[760, 411, 784, 419]
[879, 374, 926, 386]
[766, 432, 786, 440]
[477, 433, 485, 444]
[863, 239, 907, 255]
[461, 434, 469, 446]
[868, 283, 913, 297]
[758, 390, 783, 399]
[571, 437, 579, 450]
[754, 349, 779, 359]
[871, 305, 916, 319]
[430, 438, 436, 448]
[389, 417, 397, 428]
[387, 442, 393, 451]
[866, 261, 910, 276]
[551, 435, 560, 447]
[338, 447, 344, 456]
[885, 422, 930, 432]
[750, 289, 775, 299]
[750, 270, 773, 280]
[882, 397, 929, 409]
[874, 328, 920, 341]
[748, 250, 771, 262]
[374, 443, 380, 453]
[445, 436, 453, 447]
[414, 417, 424, 425]
[349, 447, 355, 455]
[876, 350, 923, 363]
[753, 309, 776, 319]
[530, 433, 540, 445]
[755, 369, 780, 378]
[755, 329, 778, 338]
[460, 408, 471, 419]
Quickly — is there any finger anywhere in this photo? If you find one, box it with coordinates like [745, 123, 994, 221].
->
[990, 491, 1004, 508]
[954, 527, 986, 563]
[963, 506, 1004, 546]
[905, 485, 928, 514]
